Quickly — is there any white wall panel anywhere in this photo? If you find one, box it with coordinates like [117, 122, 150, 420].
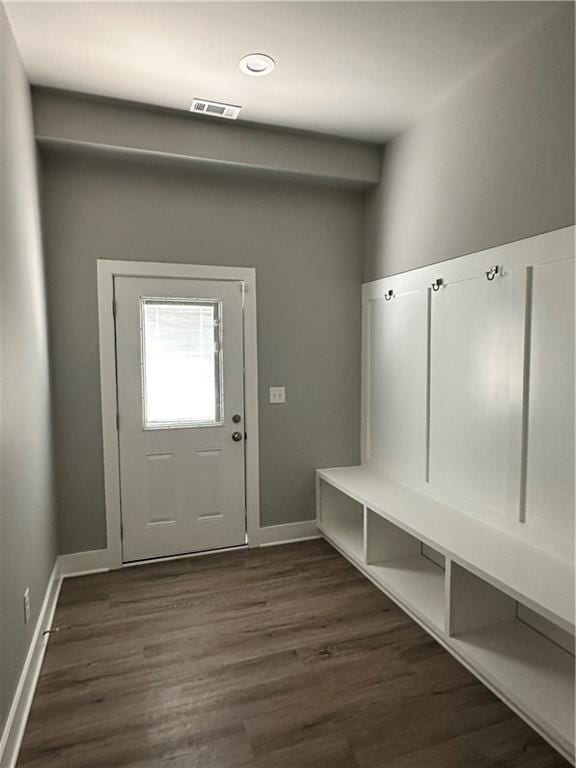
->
[366, 289, 427, 487]
[524, 259, 575, 541]
[429, 271, 521, 519]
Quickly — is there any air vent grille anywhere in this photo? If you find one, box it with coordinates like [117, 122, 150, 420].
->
[190, 99, 241, 120]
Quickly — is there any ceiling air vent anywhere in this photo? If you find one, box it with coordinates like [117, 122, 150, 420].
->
[190, 98, 242, 120]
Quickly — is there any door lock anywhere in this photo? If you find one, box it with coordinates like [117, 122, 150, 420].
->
[232, 414, 242, 423]
[231, 431, 243, 442]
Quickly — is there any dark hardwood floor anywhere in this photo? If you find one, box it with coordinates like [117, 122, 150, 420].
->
[18, 540, 569, 767]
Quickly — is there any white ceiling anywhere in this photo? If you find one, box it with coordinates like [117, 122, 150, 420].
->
[6, 1, 562, 143]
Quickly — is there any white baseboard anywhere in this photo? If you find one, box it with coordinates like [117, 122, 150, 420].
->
[57, 531, 321, 574]
[124, 544, 249, 568]
[256, 520, 319, 546]
[58, 549, 110, 578]
[0, 562, 61, 768]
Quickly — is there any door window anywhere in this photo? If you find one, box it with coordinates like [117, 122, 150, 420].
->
[141, 298, 223, 429]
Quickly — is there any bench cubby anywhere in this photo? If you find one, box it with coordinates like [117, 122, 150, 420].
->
[447, 561, 575, 758]
[365, 509, 445, 632]
[316, 478, 364, 562]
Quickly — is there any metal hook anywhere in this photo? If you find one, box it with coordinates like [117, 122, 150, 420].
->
[385, 289, 394, 301]
[486, 265, 499, 281]
[431, 279, 443, 292]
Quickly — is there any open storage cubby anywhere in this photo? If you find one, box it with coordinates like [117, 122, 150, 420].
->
[447, 561, 575, 757]
[365, 509, 445, 631]
[317, 478, 364, 561]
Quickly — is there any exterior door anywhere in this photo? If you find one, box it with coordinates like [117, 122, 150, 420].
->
[114, 276, 246, 562]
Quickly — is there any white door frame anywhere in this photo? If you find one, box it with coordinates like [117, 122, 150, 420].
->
[97, 260, 260, 569]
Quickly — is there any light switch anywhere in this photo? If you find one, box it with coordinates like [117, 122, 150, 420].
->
[269, 386, 286, 404]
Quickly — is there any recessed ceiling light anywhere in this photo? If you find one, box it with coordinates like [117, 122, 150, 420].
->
[239, 53, 275, 77]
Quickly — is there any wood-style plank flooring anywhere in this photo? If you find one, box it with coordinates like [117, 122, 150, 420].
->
[18, 540, 569, 767]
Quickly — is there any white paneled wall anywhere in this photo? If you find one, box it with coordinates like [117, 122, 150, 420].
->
[364, 287, 427, 484]
[524, 258, 575, 542]
[428, 267, 522, 521]
[362, 226, 575, 561]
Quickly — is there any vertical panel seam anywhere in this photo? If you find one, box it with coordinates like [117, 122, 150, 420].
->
[425, 286, 432, 483]
[518, 266, 534, 524]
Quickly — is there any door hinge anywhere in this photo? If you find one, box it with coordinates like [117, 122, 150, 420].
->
[116, 411, 120, 431]
[112, 298, 117, 318]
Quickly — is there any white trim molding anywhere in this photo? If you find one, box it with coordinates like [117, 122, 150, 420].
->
[58, 549, 111, 578]
[56, 530, 322, 577]
[256, 520, 319, 546]
[96, 260, 261, 568]
[0, 563, 61, 768]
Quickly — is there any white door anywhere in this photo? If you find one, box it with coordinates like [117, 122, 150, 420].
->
[114, 276, 246, 562]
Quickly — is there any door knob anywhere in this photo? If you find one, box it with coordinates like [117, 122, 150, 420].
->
[231, 431, 243, 442]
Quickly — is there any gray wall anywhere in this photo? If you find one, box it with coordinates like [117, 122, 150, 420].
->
[0, 5, 57, 734]
[364, 4, 575, 280]
[40, 147, 364, 554]
[33, 88, 380, 187]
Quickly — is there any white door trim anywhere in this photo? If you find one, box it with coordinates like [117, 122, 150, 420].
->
[97, 260, 260, 569]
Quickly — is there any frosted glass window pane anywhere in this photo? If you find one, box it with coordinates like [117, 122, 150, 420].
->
[141, 299, 222, 429]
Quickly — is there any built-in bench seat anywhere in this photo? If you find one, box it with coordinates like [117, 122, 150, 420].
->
[316, 465, 576, 762]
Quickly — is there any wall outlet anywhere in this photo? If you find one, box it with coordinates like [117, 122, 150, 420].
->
[23, 588, 30, 624]
[269, 386, 286, 404]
